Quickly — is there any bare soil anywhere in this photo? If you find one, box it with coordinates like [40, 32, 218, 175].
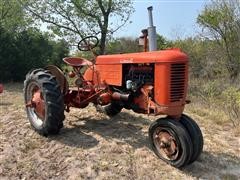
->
[0, 83, 239, 180]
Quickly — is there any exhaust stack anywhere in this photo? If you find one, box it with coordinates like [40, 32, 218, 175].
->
[147, 6, 157, 51]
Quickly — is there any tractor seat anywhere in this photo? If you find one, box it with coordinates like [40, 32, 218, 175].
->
[63, 57, 93, 67]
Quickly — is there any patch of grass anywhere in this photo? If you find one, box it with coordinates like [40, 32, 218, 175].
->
[221, 174, 238, 180]
[186, 103, 228, 125]
[21, 139, 41, 154]
[3, 82, 23, 93]
[16, 160, 35, 175]
[187, 103, 240, 137]
[233, 126, 240, 136]
[186, 105, 209, 117]
[0, 83, 24, 108]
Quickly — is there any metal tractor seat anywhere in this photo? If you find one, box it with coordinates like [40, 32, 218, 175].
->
[63, 57, 93, 67]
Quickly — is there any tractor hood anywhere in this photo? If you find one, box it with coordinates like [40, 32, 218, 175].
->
[96, 49, 188, 65]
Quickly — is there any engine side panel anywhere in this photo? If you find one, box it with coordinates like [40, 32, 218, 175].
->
[154, 63, 170, 104]
[153, 62, 188, 116]
[96, 64, 122, 86]
[84, 65, 122, 86]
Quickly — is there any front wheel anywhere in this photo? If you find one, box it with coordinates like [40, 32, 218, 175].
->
[24, 69, 65, 136]
[149, 118, 193, 168]
[179, 114, 203, 164]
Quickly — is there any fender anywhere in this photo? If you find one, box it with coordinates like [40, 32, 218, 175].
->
[45, 65, 69, 95]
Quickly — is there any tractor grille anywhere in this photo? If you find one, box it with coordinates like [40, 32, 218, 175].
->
[170, 63, 186, 102]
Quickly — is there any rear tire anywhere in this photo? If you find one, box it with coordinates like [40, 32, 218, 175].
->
[179, 114, 203, 164]
[104, 101, 123, 116]
[149, 118, 193, 168]
[24, 69, 65, 136]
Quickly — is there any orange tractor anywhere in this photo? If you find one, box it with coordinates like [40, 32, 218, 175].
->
[23, 7, 203, 167]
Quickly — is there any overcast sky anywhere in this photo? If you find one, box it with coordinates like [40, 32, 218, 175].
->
[115, 0, 210, 40]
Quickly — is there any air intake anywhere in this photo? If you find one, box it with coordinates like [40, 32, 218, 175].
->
[170, 63, 186, 102]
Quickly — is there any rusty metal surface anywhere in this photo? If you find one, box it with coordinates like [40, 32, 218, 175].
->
[153, 128, 179, 161]
[112, 92, 129, 101]
[26, 88, 45, 120]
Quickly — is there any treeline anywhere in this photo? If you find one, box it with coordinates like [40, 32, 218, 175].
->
[174, 0, 240, 126]
[0, 27, 69, 81]
[0, 0, 69, 82]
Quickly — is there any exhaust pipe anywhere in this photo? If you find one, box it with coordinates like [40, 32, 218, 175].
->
[147, 6, 157, 51]
[98, 92, 129, 105]
[112, 92, 129, 101]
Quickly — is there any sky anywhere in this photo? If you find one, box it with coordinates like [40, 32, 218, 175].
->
[115, 0, 210, 40]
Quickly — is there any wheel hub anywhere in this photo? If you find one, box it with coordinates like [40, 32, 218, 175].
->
[26, 87, 45, 120]
[154, 130, 179, 160]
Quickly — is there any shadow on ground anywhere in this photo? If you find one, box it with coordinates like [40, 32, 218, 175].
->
[183, 151, 240, 179]
[51, 126, 99, 149]
[54, 112, 151, 149]
[52, 110, 240, 178]
[0, 102, 13, 106]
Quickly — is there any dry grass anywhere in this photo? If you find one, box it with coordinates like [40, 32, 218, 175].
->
[0, 83, 240, 179]
[185, 102, 229, 125]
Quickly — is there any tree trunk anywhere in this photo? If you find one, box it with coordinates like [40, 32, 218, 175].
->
[99, 14, 109, 55]
[99, 30, 107, 55]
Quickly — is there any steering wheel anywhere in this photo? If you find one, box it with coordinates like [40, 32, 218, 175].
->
[77, 36, 99, 51]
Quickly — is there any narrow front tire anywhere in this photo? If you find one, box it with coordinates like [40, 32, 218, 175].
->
[179, 114, 203, 164]
[149, 118, 193, 168]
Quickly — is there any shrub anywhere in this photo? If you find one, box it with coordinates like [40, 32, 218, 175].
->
[222, 87, 240, 126]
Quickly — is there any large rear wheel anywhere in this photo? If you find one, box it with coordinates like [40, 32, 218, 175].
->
[149, 118, 193, 168]
[24, 69, 65, 136]
[179, 114, 203, 164]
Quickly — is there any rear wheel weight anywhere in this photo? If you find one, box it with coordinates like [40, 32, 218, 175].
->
[24, 69, 65, 136]
[149, 118, 193, 168]
[179, 114, 203, 164]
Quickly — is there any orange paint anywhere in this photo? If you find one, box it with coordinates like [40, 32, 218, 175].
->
[32, 89, 45, 119]
[96, 49, 187, 64]
[84, 64, 122, 86]
[63, 57, 93, 67]
[69, 49, 188, 116]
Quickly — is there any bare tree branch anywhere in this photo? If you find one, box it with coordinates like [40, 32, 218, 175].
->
[22, 0, 133, 54]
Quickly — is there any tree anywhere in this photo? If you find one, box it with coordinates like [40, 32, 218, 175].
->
[0, 26, 16, 81]
[0, 0, 29, 32]
[0, 27, 69, 82]
[22, 0, 134, 55]
[173, 37, 227, 79]
[49, 39, 70, 67]
[105, 34, 172, 55]
[0, 1, 70, 82]
[156, 34, 173, 50]
[106, 37, 140, 54]
[197, 0, 240, 80]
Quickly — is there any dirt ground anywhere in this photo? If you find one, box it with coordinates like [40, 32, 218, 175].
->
[0, 83, 240, 180]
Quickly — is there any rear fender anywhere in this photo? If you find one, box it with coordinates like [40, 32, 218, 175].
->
[45, 65, 69, 95]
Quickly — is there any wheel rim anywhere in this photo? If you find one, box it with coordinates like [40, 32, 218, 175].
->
[26, 83, 45, 127]
[153, 127, 180, 161]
